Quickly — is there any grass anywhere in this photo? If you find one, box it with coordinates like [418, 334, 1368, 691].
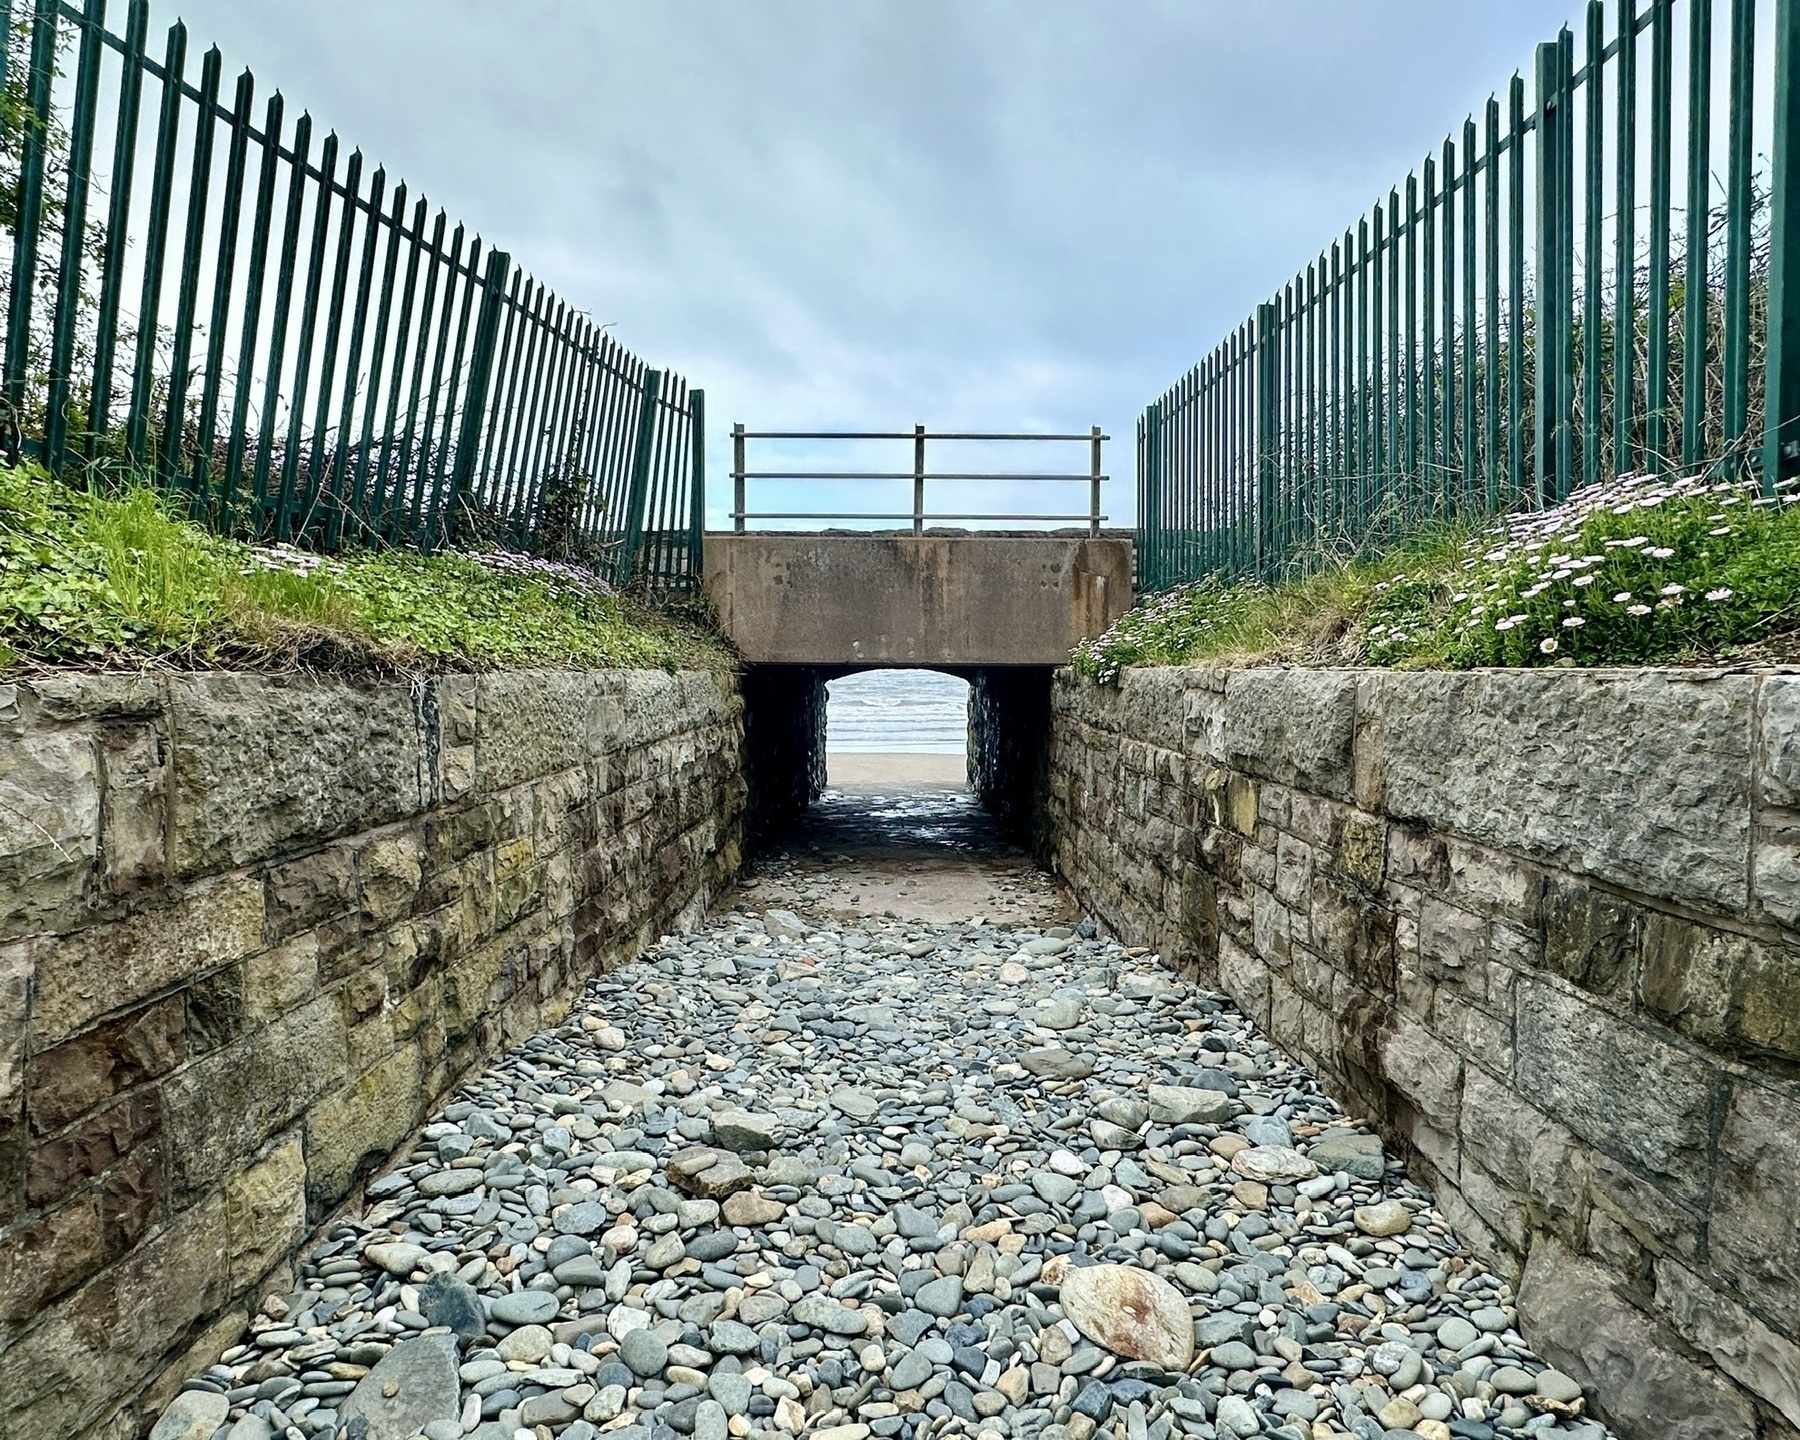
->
[0, 464, 731, 675]
[1072, 469, 1800, 683]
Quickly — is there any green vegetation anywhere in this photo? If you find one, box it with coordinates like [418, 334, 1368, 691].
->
[0, 464, 728, 674]
[1073, 470, 1800, 683]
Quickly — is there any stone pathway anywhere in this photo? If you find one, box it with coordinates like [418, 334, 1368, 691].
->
[151, 788, 1614, 1440]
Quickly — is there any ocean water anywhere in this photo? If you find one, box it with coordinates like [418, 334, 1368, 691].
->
[826, 670, 968, 754]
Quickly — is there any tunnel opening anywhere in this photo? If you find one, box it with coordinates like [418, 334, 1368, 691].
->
[739, 663, 1055, 859]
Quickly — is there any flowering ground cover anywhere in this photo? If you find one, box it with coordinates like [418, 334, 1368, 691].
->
[1073, 471, 1800, 682]
[0, 464, 727, 674]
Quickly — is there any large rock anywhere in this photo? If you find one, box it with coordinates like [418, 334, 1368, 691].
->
[1148, 1085, 1232, 1126]
[1229, 1145, 1317, 1183]
[668, 1147, 754, 1199]
[1057, 1263, 1194, 1370]
[150, 1390, 229, 1440]
[713, 1110, 783, 1152]
[1517, 1235, 1756, 1440]
[338, 1334, 461, 1440]
[1019, 1048, 1094, 1080]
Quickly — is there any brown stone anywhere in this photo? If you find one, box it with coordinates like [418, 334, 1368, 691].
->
[32, 879, 265, 1046]
[263, 844, 359, 943]
[0, 1194, 229, 1440]
[1708, 1080, 1800, 1335]
[667, 1146, 753, 1199]
[1057, 1263, 1195, 1370]
[27, 1091, 159, 1206]
[721, 1189, 786, 1227]
[27, 996, 187, 1134]
[99, 723, 166, 897]
[306, 1046, 424, 1213]
[0, 720, 100, 941]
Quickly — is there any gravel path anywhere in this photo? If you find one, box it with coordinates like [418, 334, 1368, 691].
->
[152, 792, 1614, 1440]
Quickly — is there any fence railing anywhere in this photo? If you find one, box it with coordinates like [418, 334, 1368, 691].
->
[1138, 0, 1791, 593]
[729, 426, 1109, 533]
[0, 0, 703, 591]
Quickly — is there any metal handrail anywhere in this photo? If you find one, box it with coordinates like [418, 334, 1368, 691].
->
[730, 424, 1110, 535]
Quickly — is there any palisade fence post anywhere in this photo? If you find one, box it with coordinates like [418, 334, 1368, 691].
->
[1140, 403, 1162, 591]
[688, 387, 706, 586]
[912, 422, 926, 535]
[1764, 0, 1800, 493]
[44, 0, 104, 471]
[2, 0, 58, 464]
[1254, 303, 1278, 580]
[1533, 40, 1567, 508]
[615, 368, 661, 587]
[438, 248, 510, 548]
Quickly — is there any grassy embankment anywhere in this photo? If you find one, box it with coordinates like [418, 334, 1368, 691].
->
[1073, 470, 1800, 682]
[0, 464, 729, 675]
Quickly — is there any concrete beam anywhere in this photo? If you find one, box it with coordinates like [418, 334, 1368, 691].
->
[704, 532, 1133, 667]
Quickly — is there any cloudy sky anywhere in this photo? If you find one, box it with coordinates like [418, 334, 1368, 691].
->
[157, 1, 1579, 525]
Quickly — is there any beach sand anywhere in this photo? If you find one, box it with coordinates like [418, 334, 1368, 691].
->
[825, 751, 967, 789]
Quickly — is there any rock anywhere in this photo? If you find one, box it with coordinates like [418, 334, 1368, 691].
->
[1215, 1394, 1261, 1437]
[1090, 1118, 1142, 1150]
[339, 1334, 461, 1440]
[1354, 1200, 1413, 1237]
[417, 1167, 483, 1196]
[150, 1391, 230, 1440]
[915, 1275, 966, 1318]
[1436, 1316, 1479, 1351]
[795, 1295, 871, 1336]
[762, 909, 808, 938]
[1020, 1048, 1094, 1080]
[1534, 1369, 1584, 1403]
[1033, 1172, 1080, 1205]
[713, 1109, 783, 1152]
[1378, 1396, 1423, 1429]
[1035, 999, 1082, 1030]
[1309, 1129, 1386, 1180]
[490, 1288, 560, 1325]
[722, 1189, 786, 1226]
[1491, 1365, 1538, 1395]
[418, 1271, 486, 1341]
[620, 1326, 670, 1376]
[668, 1146, 754, 1198]
[554, 1200, 610, 1235]
[363, 1241, 428, 1276]
[1229, 1145, 1317, 1183]
[1056, 1264, 1194, 1370]
[1147, 1085, 1232, 1125]
[646, 1232, 687, 1268]
[496, 1324, 554, 1362]
[830, 1088, 881, 1121]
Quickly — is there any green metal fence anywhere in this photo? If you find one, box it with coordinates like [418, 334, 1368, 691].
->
[0, 0, 703, 591]
[1138, 0, 1792, 593]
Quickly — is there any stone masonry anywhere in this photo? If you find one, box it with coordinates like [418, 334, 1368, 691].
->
[1046, 665, 1800, 1440]
[0, 668, 744, 1440]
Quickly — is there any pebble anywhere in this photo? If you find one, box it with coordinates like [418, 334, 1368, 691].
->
[145, 812, 1618, 1440]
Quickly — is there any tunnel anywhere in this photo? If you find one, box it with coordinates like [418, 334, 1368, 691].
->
[739, 663, 1054, 856]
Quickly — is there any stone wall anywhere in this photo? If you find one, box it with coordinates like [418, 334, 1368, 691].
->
[968, 668, 1053, 848]
[741, 666, 826, 849]
[1047, 665, 1800, 1440]
[0, 668, 744, 1440]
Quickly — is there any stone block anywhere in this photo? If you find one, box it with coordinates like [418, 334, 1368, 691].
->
[1517, 1234, 1758, 1440]
[26, 1090, 160, 1206]
[473, 670, 594, 793]
[0, 721, 99, 940]
[242, 934, 320, 1023]
[99, 723, 166, 897]
[0, 1192, 103, 1326]
[1458, 1067, 1587, 1237]
[1654, 1258, 1800, 1430]
[1339, 810, 1385, 889]
[0, 1194, 229, 1440]
[1369, 670, 1754, 914]
[262, 844, 358, 943]
[168, 675, 425, 877]
[1758, 673, 1800, 808]
[1443, 839, 1542, 927]
[27, 995, 187, 1133]
[1708, 1079, 1800, 1335]
[225, 1132, 306, 1290]
[1636, 914, 1741, 1054]
[160, 994, 344, 1203]
[1416, 897, 1484, 978]
[1541, 877, 1641, 997]
[304, 1043, 423, 1214]
[1514, 977, 1720, 1204]
[356, 834, 424, 925]
[1223, 669, 1357, 799]
[31, 879, 266, 1047]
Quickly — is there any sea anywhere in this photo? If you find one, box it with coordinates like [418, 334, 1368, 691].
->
[825, 670, 968, 754]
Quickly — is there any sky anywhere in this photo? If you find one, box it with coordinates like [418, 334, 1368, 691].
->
[152, 0, 1583, 527]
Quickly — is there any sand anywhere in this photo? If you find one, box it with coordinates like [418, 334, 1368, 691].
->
[825, 751, 967, 789]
